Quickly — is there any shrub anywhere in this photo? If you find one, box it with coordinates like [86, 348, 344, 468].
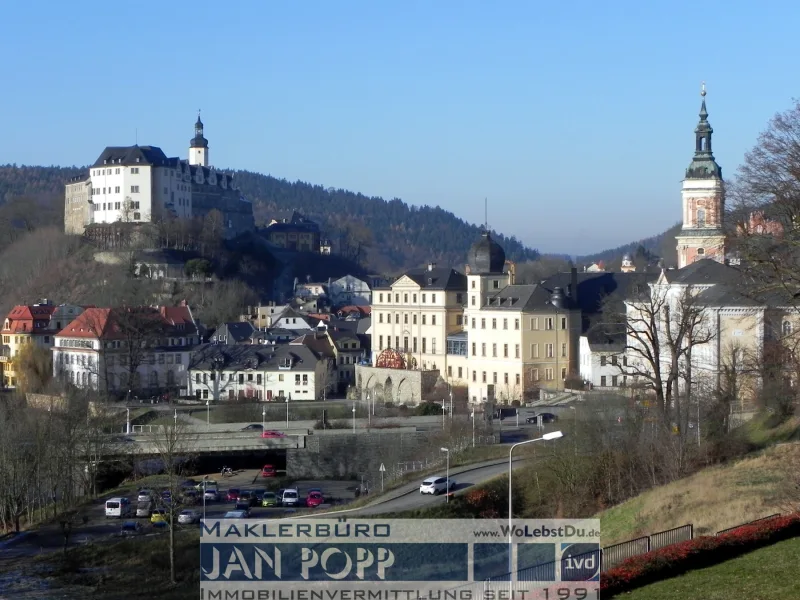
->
[415, 402, 443, 416]
[601, 513, 800, 597]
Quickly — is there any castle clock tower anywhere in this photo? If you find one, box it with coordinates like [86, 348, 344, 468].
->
[189, 111, 209, 167]
[676, 83, 726, 268]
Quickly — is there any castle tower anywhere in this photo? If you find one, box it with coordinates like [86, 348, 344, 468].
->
[189, 111, 209, 167]
[676, 83, 725, 268]
[621, 253, 636, 273]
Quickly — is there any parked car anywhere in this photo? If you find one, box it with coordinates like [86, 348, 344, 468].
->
[161, 490, 172, 504]
[261, 492, 279, 507]
[419, 477, 456, 495]
[281, 489, 300, 507]
[525, 413, 558, 425]
[223, 510, 248, 519]
[195, 480, 219, 492]
[261, 430, 287, 439]
[242, 424, 264, 431]
[136, 501, 153, 518]
[120, 520, 142, 535]
[105, 497, 133, 518]
[226, 489, 241, 502]
[181, 490, 199, 505]
[261, 464, 276, 478]
[137, 489, 153, 503]
[253, 489, 268, 501]
[178, 509, 201, 525]
[306, 491, 324, 508]
[151, 509, 168, 524]
[203, 489, 219, 502]
[234, 500, 251, 514]
[239, 491, 258, 507]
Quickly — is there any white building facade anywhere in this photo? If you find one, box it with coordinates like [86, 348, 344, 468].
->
[329, 275, 372, 307]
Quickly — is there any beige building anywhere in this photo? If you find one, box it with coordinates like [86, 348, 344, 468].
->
[371, 263, 467, 373]
[65, 176, 92, 235]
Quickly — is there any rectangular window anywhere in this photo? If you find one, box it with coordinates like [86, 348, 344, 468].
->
[471, 318, 476, 329]
[404, 293, 408, 303]
[471, 296, 476, 306]
[456, 293, 463, 303]
[503, 318, 508, 330]
[504, 373, 509, 385]
[458, 367, 462, 378]
[395, 294, 399, 303]
[611, 355, 618, 366]
[379, 335, 383, 350]
[413, 314, 417, 324]
[472, 342, 476, 356]
[131, 185, 140, 193]
[515, 373, 520, 385]
[515, 344, 520, 358]
[546, 344, 554, 358]
[456, 315, 463, 326]
[481, 318, 486, 329]
[532, 344, 539, 359]
[561, 317, 567, 330]
[600, 356, 607, 366]
[493, 372, 497, 384]
[561, 367, 566, 380]
[448, 366, 452, 377]
[531, 317, 539, 330]
[492, 319, 497, 329]
[114, 186, 120, 193]
[422, 338, 427, 353]
[514, 319, 520, 330]
[601, 375, 607, 387]
[279, 374, 284, 382]
[481, 343, 486, 357]
[432, 315, 437, 325]
[612, 375, 618, 387]
[482, 371, 487, 383]
[432, 294, 437, 303]
[432, 338, 436, 354]
[422, 294, 426, 303]
[503, 344, 508, 358]
[492, 343, 497, 357]
[545, 318, 554, 330]
[546, 368, 554, 381]
[471, 281, 476, 289]
[379, 293, 383, 302]
[395, 314, 399, 324]
[413, 337, 417, 352]
[239, 374, 245, 384]
[472, 371, 477, 382]
[413, 294, 417, 303]
[257, 374, 262, 384]
[131, 167, 139, 174]
[422, 315, 427, 325]
[295, 374, 301, 384]
[561, 343, 567, 358]
[395, 336, 399, 349]
[403, 336, 409, 351]
[404, 314, 408, 324]
[379, 314, 383, 324]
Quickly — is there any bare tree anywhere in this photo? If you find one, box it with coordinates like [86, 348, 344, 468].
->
[13, 342, 53, 394]
[606, 283, 715, 431]
[147, 418, 196, 584]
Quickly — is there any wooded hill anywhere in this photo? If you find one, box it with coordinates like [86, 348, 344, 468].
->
[0, 164, 540, 273]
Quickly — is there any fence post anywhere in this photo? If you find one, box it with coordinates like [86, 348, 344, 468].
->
[689, 523, 694, 540]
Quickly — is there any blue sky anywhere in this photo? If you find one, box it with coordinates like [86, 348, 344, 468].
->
[0, 0, 797, 255]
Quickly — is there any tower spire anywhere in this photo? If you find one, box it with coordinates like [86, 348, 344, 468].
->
[685, 81, 721, 179]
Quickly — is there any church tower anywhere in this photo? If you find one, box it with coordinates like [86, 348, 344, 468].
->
[676, 83, 725, 268]
[189, 112, 209, 167]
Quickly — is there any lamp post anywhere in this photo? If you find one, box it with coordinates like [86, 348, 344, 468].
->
[508, 431, 563, 589]
[205, 400, 210, 429]
[352, 401, 356, 433]
[173, 408, 178, 428]
[262, 406, 266, 429]
[285, 394, 290, 430]
[471, 409, 475, 448]
[126, 407, 131, 435]
[442, 403, 446, 428]
[202, 475, 208, 522]
[441, 447, 450, 502]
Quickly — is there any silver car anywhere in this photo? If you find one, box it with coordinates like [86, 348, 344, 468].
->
[137, 489, 153, 503]
[203, 489, 219, 502]
[178, 509, 201, 525]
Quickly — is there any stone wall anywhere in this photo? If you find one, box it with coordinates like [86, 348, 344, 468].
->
[355, 365, 441, 406]
[287, 429, 429, 480]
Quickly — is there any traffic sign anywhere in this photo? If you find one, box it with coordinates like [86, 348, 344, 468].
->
[379, 463, 386, 472]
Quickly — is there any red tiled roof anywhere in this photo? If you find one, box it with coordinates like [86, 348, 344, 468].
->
[338, 305, 371, 315]
[2, 304, 57, 334]
[56, 305, 196, 340]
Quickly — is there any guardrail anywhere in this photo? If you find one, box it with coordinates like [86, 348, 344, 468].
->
[716, 513, 781, 536]
[650, 524, 693, 550]
[601, 536, 649, 571]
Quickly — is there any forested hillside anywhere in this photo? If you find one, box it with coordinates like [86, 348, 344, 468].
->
[0, 164, 540, 273]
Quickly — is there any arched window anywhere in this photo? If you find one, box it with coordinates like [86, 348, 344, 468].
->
[697, 248, 705, 255]
[783, 321, 792, 336]
[697, 209, 706, 227]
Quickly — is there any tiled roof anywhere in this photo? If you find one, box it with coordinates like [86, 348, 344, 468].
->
[395, 267, 467, 291]
[189, 343, 322, 372]
[56, 306, 197, 340]
[660, 259, 746, 286]
[2, 304, 57, 334]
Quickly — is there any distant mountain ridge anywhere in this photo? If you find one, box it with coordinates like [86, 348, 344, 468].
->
[576, 222, 681, 270]
[0, 164, 539, 273]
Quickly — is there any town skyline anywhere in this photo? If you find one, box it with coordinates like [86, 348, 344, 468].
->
[2, 1, 797, 254]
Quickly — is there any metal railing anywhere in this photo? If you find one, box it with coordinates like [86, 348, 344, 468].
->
[601, 536, 649, 571]
[650, 524, 693, 550]
[716, 514, 781, 536]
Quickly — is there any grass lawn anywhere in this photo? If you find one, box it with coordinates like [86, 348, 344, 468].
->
[598, 441, 799, 545]
[33, 529, 201, 599]
[621, 536, 800, 600]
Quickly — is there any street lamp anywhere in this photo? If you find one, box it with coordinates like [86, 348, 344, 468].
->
[173, 408, 178, 428]
[471, 409, 476, 448]
[352, 401, 356, 433]
[126, 407, 131, 435]
[205, 400, 210, 429]
[508, 431, 563, 588]
[262, 406, 266, 429]
[441, 447, 450, 502]
[285, 394, 290, 430]
[442, 403, 446, 428]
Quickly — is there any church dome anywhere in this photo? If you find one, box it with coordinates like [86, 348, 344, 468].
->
[468, 231, 506, 274]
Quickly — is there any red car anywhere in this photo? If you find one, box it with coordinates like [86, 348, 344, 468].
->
[261, 464, 276, 478]
[226, 488, 241, 502]
[261, 430, 287, 439]
[306, 491, 324, 508]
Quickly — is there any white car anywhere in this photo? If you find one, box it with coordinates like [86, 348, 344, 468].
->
[281, 489, 300, 507]
[137, 490, 153, 503]
[419, 477, 456, 495]
[203, 489, 219, 502]
[178, 509, 201, 525]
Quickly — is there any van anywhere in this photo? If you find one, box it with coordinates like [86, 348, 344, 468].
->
[106, 497, 132, 518]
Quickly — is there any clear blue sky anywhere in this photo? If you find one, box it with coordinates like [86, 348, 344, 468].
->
[0, 0, 796, 255]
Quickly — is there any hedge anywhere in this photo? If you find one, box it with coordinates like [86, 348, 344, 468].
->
[601, 513, 800, 597]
